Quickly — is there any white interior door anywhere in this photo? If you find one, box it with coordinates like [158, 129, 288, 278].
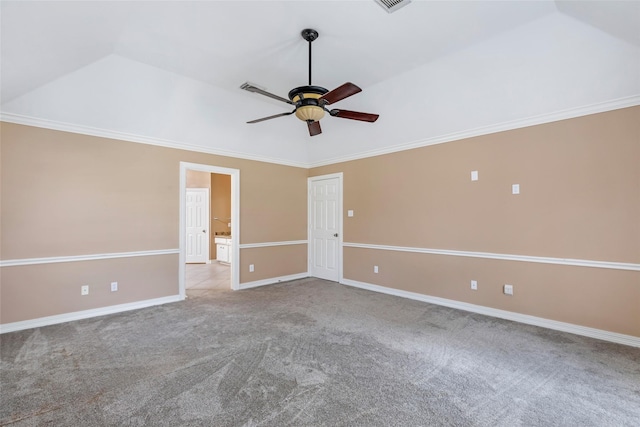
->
[186, 188, 209, 263]
[309, 175, 342, 281]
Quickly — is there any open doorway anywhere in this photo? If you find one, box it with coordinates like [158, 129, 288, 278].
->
[179, 162, 240, 298]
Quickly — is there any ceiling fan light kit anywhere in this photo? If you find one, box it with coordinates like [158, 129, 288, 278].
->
[241, 29, 379, 137]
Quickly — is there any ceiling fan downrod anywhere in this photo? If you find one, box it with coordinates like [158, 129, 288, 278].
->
[301, 29, 319, 85]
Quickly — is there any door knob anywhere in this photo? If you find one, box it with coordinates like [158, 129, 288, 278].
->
[333, 233, 339, 237]
[203, 230, 206, 233]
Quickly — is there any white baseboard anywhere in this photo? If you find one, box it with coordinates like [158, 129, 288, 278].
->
[341, 278, 640, 348]
[0, 295, 183, 334]
[239, 273, 309, 290]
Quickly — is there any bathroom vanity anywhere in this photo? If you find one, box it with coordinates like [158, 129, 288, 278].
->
[214, 236, 232, 264]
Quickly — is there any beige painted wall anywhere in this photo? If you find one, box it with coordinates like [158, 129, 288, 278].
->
[311, 106, 640, 337]
[210, 173, 231, 258]
[186, 169, 210, 188]
[0, 122, 308, 324]
[2, 107, 638, 336]
[240, 245, 307, 283]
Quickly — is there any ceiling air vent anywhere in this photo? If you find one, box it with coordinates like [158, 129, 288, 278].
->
[374, 0, 412, 14]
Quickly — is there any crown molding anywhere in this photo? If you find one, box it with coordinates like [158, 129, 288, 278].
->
[309, 95, 640, 168]
[0, 112, 309, 169]
[3, 95, 638, 170]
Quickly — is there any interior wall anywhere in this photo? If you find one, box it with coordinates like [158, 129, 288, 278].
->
[186, 169, 210, 188]
[310, 106, 640, 337]
[210, 173, 231, 258]
[0, 122, 308, 325]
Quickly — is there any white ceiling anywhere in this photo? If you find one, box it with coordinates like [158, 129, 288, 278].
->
[1, 1, 639, 167]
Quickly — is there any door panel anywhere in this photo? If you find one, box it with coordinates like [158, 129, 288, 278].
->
[186, 188, 209, 263]
[309, 176, 341, 281]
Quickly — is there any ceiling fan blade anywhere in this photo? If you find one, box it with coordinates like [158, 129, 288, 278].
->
[330, 109, 379, 122]
[319, 82, 362, 105]
[240, 82, 294, 105]
[247, 110, 295, 124]
[308, 121, 322, 136]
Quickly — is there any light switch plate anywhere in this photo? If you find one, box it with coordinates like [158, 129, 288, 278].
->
[471, 171, 478, 181]
[512, 184, 520, 194]
[471, 280, 477, 290]
[347, 210, 354, 217]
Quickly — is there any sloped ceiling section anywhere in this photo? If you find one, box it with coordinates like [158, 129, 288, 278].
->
[1, 1, 639, 167]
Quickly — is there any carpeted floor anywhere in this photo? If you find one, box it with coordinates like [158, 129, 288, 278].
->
[1, 278, 639, 426]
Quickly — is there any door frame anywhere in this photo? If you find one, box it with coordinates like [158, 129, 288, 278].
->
[179, 162, 240, 297]
[307, 172, 343, 283]
[185, 187, 210, 263]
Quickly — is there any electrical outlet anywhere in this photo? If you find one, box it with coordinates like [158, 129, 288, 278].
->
[471, 280, 478, 290]
[249, 264, 254, 272]
[504, 284, 514, 295]
[81, 285, 89, 296]
[110, 282, 118, 292]
[374, 265, 379, 274]
[512, 184, 520, 194]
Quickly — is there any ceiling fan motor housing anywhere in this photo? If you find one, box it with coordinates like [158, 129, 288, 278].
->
[289, 85, 328, 122]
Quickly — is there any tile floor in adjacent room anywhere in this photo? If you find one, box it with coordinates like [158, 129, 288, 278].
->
[185, 261, 231, 296]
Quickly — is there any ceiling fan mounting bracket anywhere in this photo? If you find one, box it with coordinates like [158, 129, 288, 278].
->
[301, 29, 319, 43]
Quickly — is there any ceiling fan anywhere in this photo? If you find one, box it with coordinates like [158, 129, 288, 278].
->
[241, 28, 379, 137]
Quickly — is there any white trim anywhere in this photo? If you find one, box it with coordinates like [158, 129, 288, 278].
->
[238, 273, 309, 290]
[0, 249, 179, 268]
[309, 95, 640, 167]
[0, 295, 183, 334]
[179, 162, 240, 297]
[343, 242, 640, 272]
[0, 113, 308, 169]
[239, 240, 307, 249]
[5, 97, 638, 170]
[308, 173, 344, 283]
[341, 278, 640, 348]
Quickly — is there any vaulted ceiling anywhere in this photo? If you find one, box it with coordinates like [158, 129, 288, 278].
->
[1, 1, 638, 167]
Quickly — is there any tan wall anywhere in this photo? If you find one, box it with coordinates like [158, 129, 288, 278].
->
[210, 173, 231, 257]
[311, 106, 640, 337]
[0, 122, 308, 324]
[1, 255, 178, 322]
[239, 245, 307, 284]
[186, 169, 210, 188]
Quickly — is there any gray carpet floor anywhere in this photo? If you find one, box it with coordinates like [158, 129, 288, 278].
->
[1, 278, 639, 426]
